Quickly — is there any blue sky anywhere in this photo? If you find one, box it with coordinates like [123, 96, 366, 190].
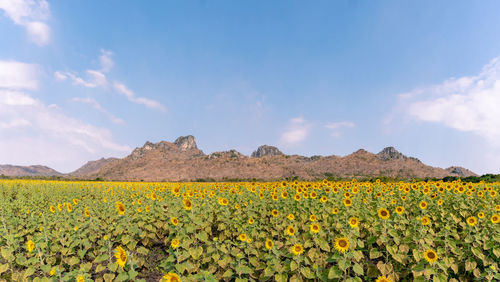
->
[1, 1, 500, 174]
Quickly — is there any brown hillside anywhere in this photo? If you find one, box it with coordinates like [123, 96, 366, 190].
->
[89, 135, 477, 181]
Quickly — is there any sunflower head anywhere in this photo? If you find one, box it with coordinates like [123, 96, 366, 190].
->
[183, 198, 193, 210]
[171, 217, 179, 226]
[239, 233, 247, 241]
[348, 217, 359, 228]
[286, 225, 295, 236]
[378, 208, 390, 220]
[288, 213, 295, 220]
[271, 209, 278, 217]
[115, 202, 125, 215]
[467, 216, 477, 226]
[395, 206, 404, 214]
[334, 237, 349, 253]
[291, 243, 304, 255]
[114, 246, 127, 268]
[310, 223, 320, 234]
[423, 249, 438, 264]
[375, 275, 393, 282]
[265, 239, 273, 250]
[421, 216, 430, 226]
[171, 239, 180, 249]
[309, 214, 317, 222]
[161, 272, 181, 282]
[26, 240, 35, 253]
[491, 214, 499, 224]
[419, 201, 428, 209]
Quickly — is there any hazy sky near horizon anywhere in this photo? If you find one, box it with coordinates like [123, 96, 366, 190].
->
[2, 0, 500, 174]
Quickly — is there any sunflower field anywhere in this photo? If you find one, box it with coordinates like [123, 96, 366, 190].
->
[0, 179, 499, 282]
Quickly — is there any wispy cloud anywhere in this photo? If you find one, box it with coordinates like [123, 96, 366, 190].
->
[0, 60, 130, 172]
[0, 0, 51, 46]
[280, 116, 310, 146]
[55, 49, 166, 111]
[71, 97, 125, 124]
[394, 57, 500, 146]
[325, 121, 355, 138]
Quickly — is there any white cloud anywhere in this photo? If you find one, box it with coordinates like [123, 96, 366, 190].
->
[55, 49, 166, 111]
[71, 97, 125, 124]
[280, 116, 310, 146]
[325, 121, 355, 138]
[0, 0, 51, 46]
[112, 81, 166, 111]
[0, 60, 130, 172]
[0, 60, 39, 90]
[397, 57, 500, 145]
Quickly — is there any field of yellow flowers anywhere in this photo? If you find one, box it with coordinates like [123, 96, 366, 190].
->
[0, 179, 498, 282]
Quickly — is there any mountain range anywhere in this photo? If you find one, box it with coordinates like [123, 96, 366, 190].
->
[0, 135, 477, 181]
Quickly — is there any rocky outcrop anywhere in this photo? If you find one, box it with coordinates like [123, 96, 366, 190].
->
[446, 166, 476, 177]
[377, 147, 407, 160]
[251, 145, 284, 158]
[208, 150, 245, 160]
[174, 135, 198, 151]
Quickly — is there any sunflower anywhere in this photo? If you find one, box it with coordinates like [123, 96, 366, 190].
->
[146, 206, 151, 212]
[334, 237, 349, 253]
[161, 272, 181, 282]
[294, 194, 301, 201]
[77, 276, 85, 282]
[344, 198, 352, 207]
[437, 199, 443, 205]
[239, 233, 247, 241]
[375, 275, 392, 282]
[496, 205, 500, 211]
[288, 213, 295, 220]
[286, 225, 295, 236]
[309, 214, 317, 222]
[49, 206, 55, 213]
[218, 198, 228, 206]
[271, 209, 278, 217]
[115, 202, 125, 215]
[378, 208, 390, 220]
[171, 239, 180, 249]
[73, 198, 79, 205]
[467, 216, 477, 226]
[332, 208, 339, 214]
[348, 217, 359, 228]
[395, 206, 404, 214]
[57, 203, 63, 211]
[67, 203, 73, 213]
[171, 217, 179, 226]
[419, 201, 428, 210]
[84, 208, 90, 217]
[478, 212, 484, 219]
[183, 198, 193, 211]
[291, 243, 304, 255]
[49, 268, 56, 276]
[26, 240, 35, 253]
[115, 246, 127, 268]
[421, 216, 430, 226]
[281, 191, 288, 199]
[423, 249, 438, 264]
[310, 223, 320, 233]
[320, 196, 328, 203]
[491, 214, 499, 224]
[248, 218, 254, 224]
[265, 239, 273, 250]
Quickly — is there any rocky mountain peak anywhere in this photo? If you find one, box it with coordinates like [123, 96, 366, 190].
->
[251, 145, 284, 158]
[377, 147, 407, 160]
[174, 135, 198, 151]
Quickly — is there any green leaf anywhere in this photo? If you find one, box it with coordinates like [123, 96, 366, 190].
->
[68, 256, 80, 266]
[339, 258, 350, 271]
[136, 246, 149, 256]
[290, 260, 298, 272]
[223, 269, 233, 278]
[128, 269, 139, 280]
[353, 263, 364, 276]
[328, 266, 342, 279]
[103, 273, 115, 282]
[300, 267, 315, 279]
[0, 263, 9, 275]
